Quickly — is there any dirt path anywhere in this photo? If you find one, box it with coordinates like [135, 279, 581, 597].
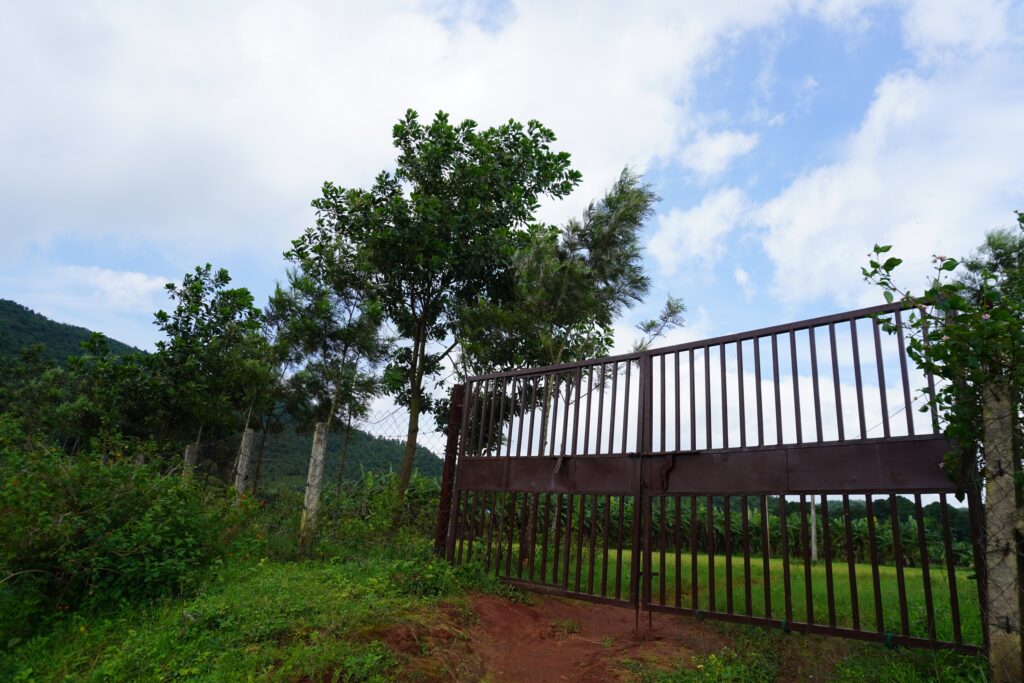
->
[467, 594, 730, 682]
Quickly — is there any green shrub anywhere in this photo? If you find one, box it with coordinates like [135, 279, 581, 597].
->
[0, 443, 232, 641]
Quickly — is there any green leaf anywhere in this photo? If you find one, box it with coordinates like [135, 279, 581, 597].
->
[873, 244, 892, 253]
[882, 257, 903, 272]
[883, 290, 894, 304]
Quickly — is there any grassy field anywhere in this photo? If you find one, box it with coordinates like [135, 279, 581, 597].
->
[488, 547, 982, 646]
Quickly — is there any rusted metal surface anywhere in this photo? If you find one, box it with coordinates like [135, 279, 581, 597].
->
[441, 302, 984, 653]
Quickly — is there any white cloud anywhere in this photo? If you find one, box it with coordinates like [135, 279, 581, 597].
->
[648, 187, 751, 275]
[3, 266, 169, 349]
[753, 48, 1024, 306]
[679, 130, 760, 179]
[734, 266, 755, 299]
[0, 0, 811, 257]
[901, 0, 1014, 64]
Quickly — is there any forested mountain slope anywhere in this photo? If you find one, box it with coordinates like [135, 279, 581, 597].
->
[0, 299, 138, 361]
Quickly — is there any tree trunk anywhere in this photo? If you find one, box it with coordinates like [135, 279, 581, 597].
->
[396, 389, 422, 497]
[982, 381, 1022, 683]
[298, 422, 329, 555]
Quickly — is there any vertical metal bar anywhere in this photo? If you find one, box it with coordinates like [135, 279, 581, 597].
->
[707, 495, 716, 612]
[659, 495, 667, 605]
[564, 369, 579, 456]
[596, 363, 606, 455]
[895, 309, 915, 436]
[790, 332, 803, 444]
[721, 344, 729, 449]
[484, 491, 497, 572]
[660, 354, 667, 452]
[621, 361, 631, 454]
[514, 378, 527, 457]
[738, 342, 747, 447]
[780, 496, 792, 623]
[690, 495, 699, 610]
[495, 378, 507, 456]
[724, 496, 733, 614]
[809, 328, 823, 443]
[760, 495, 772, 620]
[865, 495, 884, 633]
[527, 377, 538, 457]
[675, 494, 683, 608]
[540, 493, 552, 583]
[689, 348, 697, 450]
[939, 494, 963, 644]
[754, 337, 764, 446]
[455, 491, 467, 563]
[889, 494, 910, 636]
[616, 495, 625, 600]
[821, 494, 836, 626]
[872, 317, 891, 438]
[477, 379, 491, 454]
[494, 492, 509, 576]
[799, 495, 813, 624]
[771, 334, 783, 445]
[588, 494, 598, 594]
[574, 494, 586, 592]
[704, 347, 712, 448]
[505, 492, 518, 576]
[601, 495, 611, 597]
[914, 494, 936, 640]
[551, 493, 563, 585]
[850, 320, 867, 439]
[675, 351, 681, 451]
[583, 366, 594, 456]
[527, 491, 540, 580]
[562, 494, 574, 590]
[609, 361, 618, 454]
[842, 495, 860, 630]
[828, 324, 845, 441]
[742, 496, 752, 616]
[549, 374, 560, 457]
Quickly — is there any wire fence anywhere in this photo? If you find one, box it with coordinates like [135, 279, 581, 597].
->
[191, 406, 448, 495]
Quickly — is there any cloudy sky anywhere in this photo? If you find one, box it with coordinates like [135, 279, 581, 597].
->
[2, 0, 1023, 353]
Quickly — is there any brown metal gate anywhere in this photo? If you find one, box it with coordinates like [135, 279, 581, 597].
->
[439, 303, 984, 654]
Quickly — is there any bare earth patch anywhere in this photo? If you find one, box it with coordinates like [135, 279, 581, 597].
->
[465, 594, 730, 682]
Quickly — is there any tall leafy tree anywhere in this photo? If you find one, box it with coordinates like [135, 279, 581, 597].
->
[154, 264, 267, 444]
[304, 109, 581, 496]
[459, 167, 679, 375]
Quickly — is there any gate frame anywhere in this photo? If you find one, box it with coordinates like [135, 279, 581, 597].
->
[437, 302, 985, 655]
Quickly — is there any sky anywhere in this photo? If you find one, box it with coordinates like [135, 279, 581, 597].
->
[2, 0, 1023, 361]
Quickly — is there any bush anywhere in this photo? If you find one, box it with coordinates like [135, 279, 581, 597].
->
[0, 441, 231, 641]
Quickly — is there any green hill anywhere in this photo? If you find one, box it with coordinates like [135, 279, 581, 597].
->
[0, 299, 138, 361]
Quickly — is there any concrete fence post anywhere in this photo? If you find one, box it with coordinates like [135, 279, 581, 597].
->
[233, 428, 255, 500]
[183, 443, 198, 478]
[299, 422, 329, 555]
[983, 381, 1022, 683]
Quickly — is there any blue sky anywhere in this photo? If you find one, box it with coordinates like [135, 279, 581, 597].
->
[1, 0, 1022, 356]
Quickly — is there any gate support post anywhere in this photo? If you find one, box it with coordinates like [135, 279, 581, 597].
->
[234, 427, 255, 500]
[299, 422, 329, 556]
[982, 382, 1023, 683]
[435, 384, 466, 557]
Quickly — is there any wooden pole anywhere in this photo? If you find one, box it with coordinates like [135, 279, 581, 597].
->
[299, 422, 329, 555]
[983, 381, 1022, 683]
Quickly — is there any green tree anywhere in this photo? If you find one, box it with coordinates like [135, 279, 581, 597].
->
[153, 264, 268, 444]
[304, 109, 581, 497]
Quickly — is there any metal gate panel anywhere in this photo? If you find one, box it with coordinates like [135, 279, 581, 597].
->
[441, 302, 984, 654]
